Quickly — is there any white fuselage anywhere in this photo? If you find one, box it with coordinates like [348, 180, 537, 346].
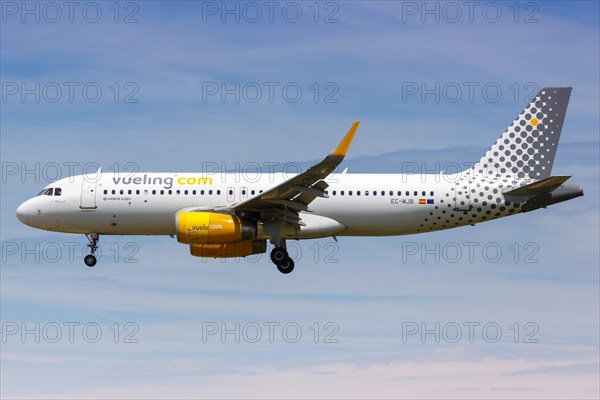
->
[16, 171, 523, 238]
[13, 88, 582, 271]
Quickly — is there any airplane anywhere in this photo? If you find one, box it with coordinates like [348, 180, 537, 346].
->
[16, 87, 583, 274]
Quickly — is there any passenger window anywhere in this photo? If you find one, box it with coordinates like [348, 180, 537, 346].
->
[373, 191, 377, 196]
[144, 190, 148, 195]
[136, 190, 140, 195]
[120, 190, 124, 195]
[414, 191, 418, 196]
[381, 191, 385, 196]
[365, 191, 369, 196]
[184, 190, 188, 195]
[397, 191, 401, 196]
[168, 190, 172, 195]
[160, 190, 164, 195]
[201, 190, 205, 195]
[112, 190, 116, 195]
[104, 190, 108, 195]
[389, 191, 393, 196]
[242, 190, 246, 195]
[251, 190, 255, 195]
[229, 190, 233, 195]
[209, 190, 213, 195]
[193, 190, 197, 195]
[430, 191, 434, 196]
[406, 191, 409, 196]
[340, 191, 344, 196]
[176, 190, 180, 195]
[357, 191, 361, 196]
[217, 190, 221, 195]
[422, 191, 426, 196]
[349, 191, 353, 196]
[152, 190, 156, 195]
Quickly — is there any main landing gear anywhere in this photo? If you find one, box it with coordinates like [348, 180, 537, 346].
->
[270, 244, 295, 274]
[84, 233, 99, 267]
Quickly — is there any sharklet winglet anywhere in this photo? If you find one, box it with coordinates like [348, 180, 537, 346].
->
[331, 121, 360, 157]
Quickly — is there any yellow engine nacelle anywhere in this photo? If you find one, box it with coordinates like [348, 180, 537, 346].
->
[176, 212, 255, 244]
[190, 240, 266, 258]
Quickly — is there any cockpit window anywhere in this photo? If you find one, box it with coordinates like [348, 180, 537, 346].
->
[37, 187, 61, 196]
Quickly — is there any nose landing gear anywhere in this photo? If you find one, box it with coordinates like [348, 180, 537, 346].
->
[84, 233, 99, 267]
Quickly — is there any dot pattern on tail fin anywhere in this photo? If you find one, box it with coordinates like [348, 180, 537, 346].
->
[473, 87, 571, 181]
[416, 87, 572, 233]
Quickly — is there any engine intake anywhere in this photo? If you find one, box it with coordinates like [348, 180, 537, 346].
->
[176, 212, 255, 244]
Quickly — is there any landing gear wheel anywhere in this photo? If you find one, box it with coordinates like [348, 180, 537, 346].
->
[84, 233, 99, 267]
[270, 247, 288, 265]
[84, 254, 97, 267]
[276, 258, 295, 274]
[271, 243, 295, 274]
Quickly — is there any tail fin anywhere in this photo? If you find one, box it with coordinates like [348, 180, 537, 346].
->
[473, 87, 572, 180]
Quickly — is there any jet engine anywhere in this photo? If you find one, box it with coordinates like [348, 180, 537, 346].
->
[176, 212, 256, 244]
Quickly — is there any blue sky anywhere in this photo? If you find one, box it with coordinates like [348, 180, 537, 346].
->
[1, 1, 599, 398]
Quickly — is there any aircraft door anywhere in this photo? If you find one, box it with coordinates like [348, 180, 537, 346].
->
[80, 177, 97, 209]
[454, 181, 472, 211]
[227, 187, 235, 203]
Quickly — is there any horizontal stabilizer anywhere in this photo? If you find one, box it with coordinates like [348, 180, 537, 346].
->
[504, 176, 571, 196]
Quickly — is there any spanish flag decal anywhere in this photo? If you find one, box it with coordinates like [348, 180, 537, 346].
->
[419, 199, 426, 204]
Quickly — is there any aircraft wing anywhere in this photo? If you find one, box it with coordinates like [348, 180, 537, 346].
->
[232, 122, 359, 225]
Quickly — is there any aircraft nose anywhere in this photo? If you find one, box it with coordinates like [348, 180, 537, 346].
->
[16, 200, 34, 224]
